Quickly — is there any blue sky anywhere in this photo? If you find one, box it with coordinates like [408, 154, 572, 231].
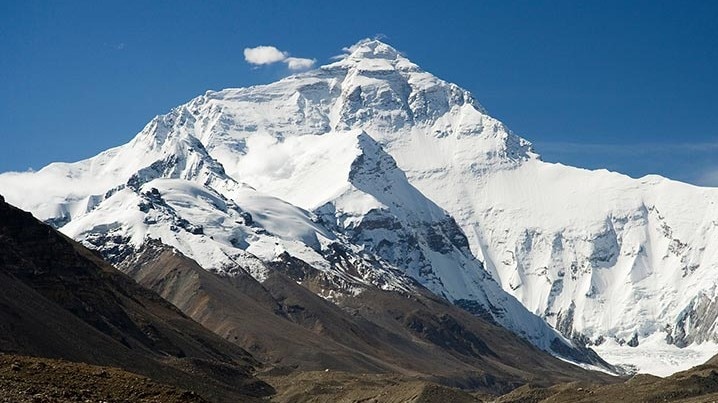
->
[1, 1, 717, 185]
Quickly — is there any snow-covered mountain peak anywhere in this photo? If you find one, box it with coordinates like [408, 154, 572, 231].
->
[324, 39, 418, 72]
[321, 40, 489, 130]
[145, 40, 536, 186]
[6, 40, 718, 374]
[344, 39, 403, 60]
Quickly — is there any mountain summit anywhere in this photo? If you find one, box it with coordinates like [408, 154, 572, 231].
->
[338, 39, 406, 61]
[2, 39, 717, 375]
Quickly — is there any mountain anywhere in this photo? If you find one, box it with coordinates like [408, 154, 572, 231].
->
[0, 195, 272, 401]
[0, 195, 616, 402]
[0, 88, 591, 364]
[1, 39, 716, 374]
[119, 239, 616, 394]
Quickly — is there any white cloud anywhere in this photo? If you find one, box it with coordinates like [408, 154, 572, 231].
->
[243, 46, 288, 65]
[284, 57, 315, 70]
[243, 45, 315, 71]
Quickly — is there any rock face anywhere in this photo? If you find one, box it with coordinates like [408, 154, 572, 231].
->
[1, 39, 717, 372]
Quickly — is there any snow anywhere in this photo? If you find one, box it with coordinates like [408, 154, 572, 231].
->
[593, 333, 718, 377]
[437, 159, 718, 345]
[234, 130, 362, 209]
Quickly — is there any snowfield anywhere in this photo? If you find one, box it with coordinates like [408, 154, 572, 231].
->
[594, 333, 718, 377]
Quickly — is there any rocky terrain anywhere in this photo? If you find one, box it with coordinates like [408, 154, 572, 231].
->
[497, 353, 718, 403]
[0, 354, 206, 403]
[262, 371, 485, 403]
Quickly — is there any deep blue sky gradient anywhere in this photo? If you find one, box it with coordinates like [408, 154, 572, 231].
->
[1, 1, 717, 184]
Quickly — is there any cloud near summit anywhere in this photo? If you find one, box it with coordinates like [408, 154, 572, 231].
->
[243, 45, 315, 71]
[243, 46, 287, 65]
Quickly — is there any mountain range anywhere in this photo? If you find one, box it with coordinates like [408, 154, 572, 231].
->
[2, 39, 718, 392]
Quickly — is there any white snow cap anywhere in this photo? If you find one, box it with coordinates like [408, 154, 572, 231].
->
[343, 38, 402, 59]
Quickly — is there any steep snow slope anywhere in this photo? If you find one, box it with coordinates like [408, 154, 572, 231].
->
[453, 160, 718, 342]
[2, 39, 716, 373]
[459, 162, 718, 373]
